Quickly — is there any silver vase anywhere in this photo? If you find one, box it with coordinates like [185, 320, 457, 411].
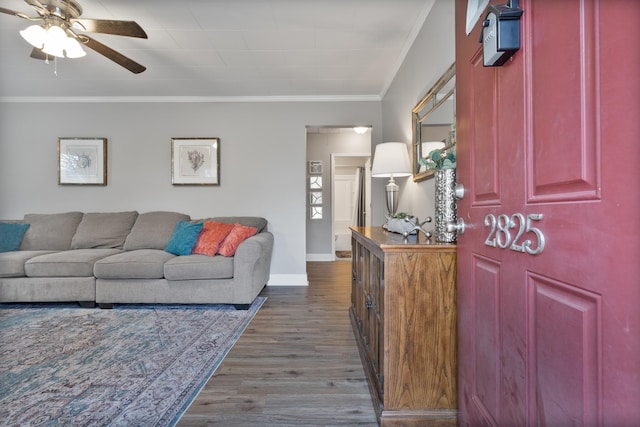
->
[434, 168, 457, 243]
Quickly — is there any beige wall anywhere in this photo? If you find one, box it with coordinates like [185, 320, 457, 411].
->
[380, 0, 455, 226]
[0, 101, 382, 284]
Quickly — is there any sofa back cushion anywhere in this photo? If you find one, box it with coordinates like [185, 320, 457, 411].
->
[21, 212, 84, 250]
[211, 217, 267, 233]
[71, 211, 139, 249]
[124, 211, 190, 251]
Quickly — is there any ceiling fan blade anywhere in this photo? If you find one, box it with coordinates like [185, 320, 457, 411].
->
[30, 47, 47, 60]
[23, 0, 47, 15]
[83, 35, 146, 74]
[73, 19, 147, 39]
[0, 6, 32, 19]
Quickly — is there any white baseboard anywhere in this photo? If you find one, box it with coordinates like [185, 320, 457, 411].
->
[306, 253, 334, 262]
[267, 274, 309, 286]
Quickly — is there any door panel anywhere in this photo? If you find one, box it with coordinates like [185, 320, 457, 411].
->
[456, 0, 640, 425]
[472, 255, 501, 425]
[528, 0, 600, 202]
[471, 50, 501, 205]
[530, 273, 601, 426]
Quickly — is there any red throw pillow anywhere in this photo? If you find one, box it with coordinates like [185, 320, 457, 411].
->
[218, 224, 258, 257]
[192, 221, 235, 256]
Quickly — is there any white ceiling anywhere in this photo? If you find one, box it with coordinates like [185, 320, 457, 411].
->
[0, 0, 435, 100]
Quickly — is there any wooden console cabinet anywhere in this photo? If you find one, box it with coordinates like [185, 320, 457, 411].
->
[349, 227, 457, 426]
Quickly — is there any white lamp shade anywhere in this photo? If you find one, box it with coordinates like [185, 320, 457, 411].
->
[41, 25, 68, 58]
[64, 36, 86, 58]
[371, 142, 411, 178]
[20, 25, 46, 48]
[24, 25, 87, 58]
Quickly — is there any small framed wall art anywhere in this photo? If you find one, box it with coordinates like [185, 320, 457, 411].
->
[308, 160, 323, 174]
[171, 137, 220, 185]
[58, 137, 107, 185]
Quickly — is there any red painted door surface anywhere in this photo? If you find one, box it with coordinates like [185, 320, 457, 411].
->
[455, 0, 640, 425]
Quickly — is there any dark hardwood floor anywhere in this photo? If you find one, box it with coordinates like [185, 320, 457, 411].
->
[178, 261, 378, 426]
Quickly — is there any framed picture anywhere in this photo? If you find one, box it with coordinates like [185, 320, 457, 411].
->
[308, 160, 323, 174]
[309, 176, 322, 190]
[58, 137, 107, 185]
[309, 191, 323, 205]
[171, 138, 220, 185]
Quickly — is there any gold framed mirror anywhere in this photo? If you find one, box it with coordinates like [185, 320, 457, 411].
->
[412, 63, 456, 182]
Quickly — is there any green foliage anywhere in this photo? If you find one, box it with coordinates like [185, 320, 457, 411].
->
[419, 146, 456, 170]
[390, 212, 415, 219]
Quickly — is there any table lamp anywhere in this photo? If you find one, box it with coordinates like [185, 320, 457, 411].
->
[371, 142, 412, 220]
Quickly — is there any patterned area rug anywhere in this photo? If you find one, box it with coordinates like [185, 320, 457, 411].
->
[0, 298, 265, 426]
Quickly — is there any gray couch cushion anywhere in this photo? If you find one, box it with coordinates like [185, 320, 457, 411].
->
[94, 249, 176, 279]
[71, 211, 139, 249]
[164, 254, 233, 280]
[124, 211, 190, 251]
[20, 212, 84, 250]
[211, 217, 267, 233]
[25, 249, 121, 277]
[0, 250, 56, 278]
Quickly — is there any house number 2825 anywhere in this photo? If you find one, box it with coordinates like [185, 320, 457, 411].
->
[484, 213, 545, 255]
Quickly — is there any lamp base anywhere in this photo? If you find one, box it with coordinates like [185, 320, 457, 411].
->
[383, 176, 399, 228]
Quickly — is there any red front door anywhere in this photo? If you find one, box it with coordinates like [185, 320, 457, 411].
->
[455, 0, 640, 425]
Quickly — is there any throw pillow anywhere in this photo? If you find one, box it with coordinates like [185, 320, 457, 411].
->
[0, 223, 30, 252]
[218, 224, 258, 257]
[165, 220, 204, 256]
[192, 221, 235, 256]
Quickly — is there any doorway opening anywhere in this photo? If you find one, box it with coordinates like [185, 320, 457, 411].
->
[332, 153, 371, 259]
[305, 126, 371, 261]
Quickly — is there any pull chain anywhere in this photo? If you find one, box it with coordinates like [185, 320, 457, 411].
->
[44, 55, 58, 75]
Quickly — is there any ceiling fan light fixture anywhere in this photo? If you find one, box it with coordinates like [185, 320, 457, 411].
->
[20, 24, 47, 49]
[64, 37, 86, 58]
[5, 0, 147, 72]
[41, 25, 67, 58]
[21, 23, 86, 59]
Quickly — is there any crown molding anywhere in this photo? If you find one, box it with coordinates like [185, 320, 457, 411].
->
[0, 95, 382, 103]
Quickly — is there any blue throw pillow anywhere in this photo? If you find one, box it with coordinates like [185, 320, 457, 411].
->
[0, 223, 30, 252]
[165, 220, 203, 255]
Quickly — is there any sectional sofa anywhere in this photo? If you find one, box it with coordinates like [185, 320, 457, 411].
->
[0, 211, 273, 309]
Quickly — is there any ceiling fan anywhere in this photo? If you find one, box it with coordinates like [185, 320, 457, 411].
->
[0, 0, 147, 73]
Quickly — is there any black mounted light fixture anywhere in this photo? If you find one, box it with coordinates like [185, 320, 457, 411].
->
[480, 0, 523, 67]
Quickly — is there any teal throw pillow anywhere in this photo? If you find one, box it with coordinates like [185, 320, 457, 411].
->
[0, 223, 30, 252]
[165, 220, 203, 255]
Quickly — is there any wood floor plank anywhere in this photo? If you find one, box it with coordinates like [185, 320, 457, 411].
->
[178, 261, 378, 426]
